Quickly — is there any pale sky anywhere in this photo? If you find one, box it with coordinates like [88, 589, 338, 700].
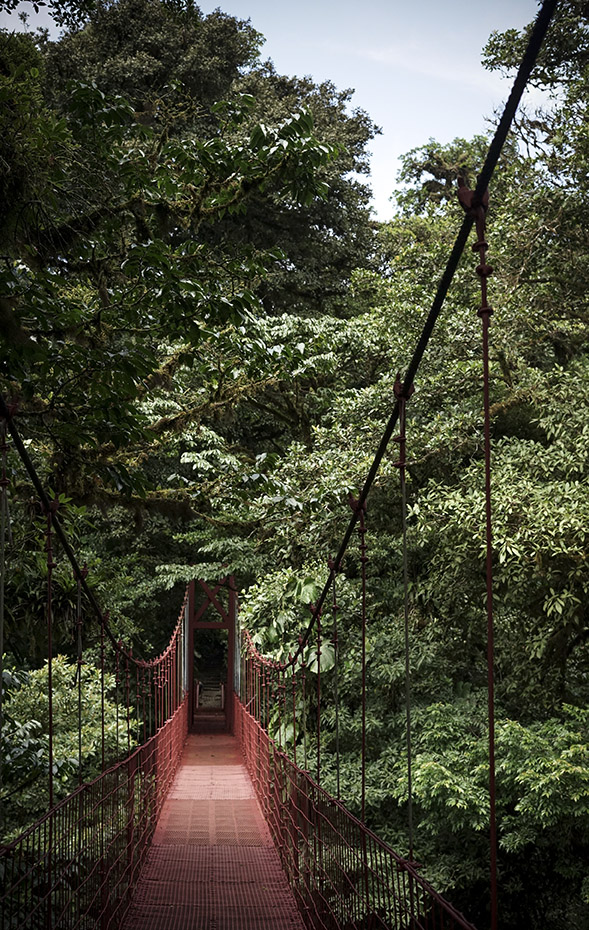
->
[2, 0, 542, 219]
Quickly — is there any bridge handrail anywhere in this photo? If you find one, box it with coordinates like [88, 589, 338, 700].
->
[0, 693, 186, 859]
[0, 696, 188, 930]
[235, 692, 477, 930]
[0, 568, 190, 929]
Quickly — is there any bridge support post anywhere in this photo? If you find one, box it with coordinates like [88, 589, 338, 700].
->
[127, 754, 137, 903]
[187, 581, 195, 728]
[226, 578, 237, 734]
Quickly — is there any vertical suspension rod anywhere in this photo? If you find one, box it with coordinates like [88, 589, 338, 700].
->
[76, 565, 87, 784]
[136, 658, 141, 741]
[477, 203, 498, 930]
[457, 181, 498, 930]
[100, 615, 106, 772]
[394, 378, 415, 861]
[350, 496, 368, 823]
[315, 607, 322, 783]
[330, 561, 341, 800]
[301, 654, 308, 772]
[115, 645, 121, 757]
[292, 664, 297, 767]
[0, 414, 12, 819]
[360, 505, 367, 824]
[126, 653, 131, 751]
[45, 499, 58, 810]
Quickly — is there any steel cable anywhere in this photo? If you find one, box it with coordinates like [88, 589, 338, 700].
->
[289, 0, 560, 663]
[0, 0, 559, 684]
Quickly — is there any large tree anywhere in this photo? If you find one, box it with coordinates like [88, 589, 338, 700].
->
[0, 7, 341, 665]
[40, 0, 379, 318]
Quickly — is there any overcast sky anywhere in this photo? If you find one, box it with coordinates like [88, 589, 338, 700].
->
[2, 0, 542, 219]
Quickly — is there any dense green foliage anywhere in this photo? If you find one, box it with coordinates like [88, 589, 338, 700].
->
[1, 1, 588, 927]
[2, 656, 120, 840]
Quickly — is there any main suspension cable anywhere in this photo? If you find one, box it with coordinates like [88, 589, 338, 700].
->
[0, 1, 558, 680]
[288, 0, 559, 665]
[0, 399, 169, 671]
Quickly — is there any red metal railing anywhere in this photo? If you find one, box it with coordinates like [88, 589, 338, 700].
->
[0, 396, 191, 929]
[0, 699, 187, 930]
[234, 690, 476, 930]
[0, 627, 188, 930]
[0, 396, 191, 930]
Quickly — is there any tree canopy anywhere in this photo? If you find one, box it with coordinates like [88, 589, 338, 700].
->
[1, 2, 588, 927]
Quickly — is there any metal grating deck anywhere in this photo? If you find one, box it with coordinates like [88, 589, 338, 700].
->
[122, 733, 305, 930]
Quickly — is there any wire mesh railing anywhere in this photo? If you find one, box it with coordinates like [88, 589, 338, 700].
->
[234, 688, 475, 930]
[0, 631, 188, 930]
[0, 390, 192, 929]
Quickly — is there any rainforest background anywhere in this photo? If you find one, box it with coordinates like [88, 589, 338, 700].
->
[0, 2, 588, 927]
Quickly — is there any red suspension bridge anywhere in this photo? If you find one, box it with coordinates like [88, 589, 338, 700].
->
[0, 4, 559, 928]
[0, 573, 478, 930]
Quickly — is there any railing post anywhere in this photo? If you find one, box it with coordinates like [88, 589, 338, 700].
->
[100, 787, 109, 930]
[127, 753, 137, 903]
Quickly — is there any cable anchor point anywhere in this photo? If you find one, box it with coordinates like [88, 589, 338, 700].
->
[393, 374, 415, 403]
[458, 179, 494, 319]
[348, 494, 366, 515]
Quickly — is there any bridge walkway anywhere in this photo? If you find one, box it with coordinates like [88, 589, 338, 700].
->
[122, 732, 305, 930]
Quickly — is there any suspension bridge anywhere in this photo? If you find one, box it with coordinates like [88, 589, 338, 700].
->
[0, 3, 560, 928]
[0, 572, 478, 930]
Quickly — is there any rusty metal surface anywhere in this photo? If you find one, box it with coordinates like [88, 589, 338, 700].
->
[235, 692, 479, 930]
[123, 733, 305, 930]
[0, 698, 189, 930]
